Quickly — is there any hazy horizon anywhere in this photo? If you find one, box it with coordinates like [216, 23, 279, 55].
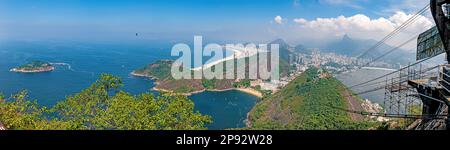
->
[0, 0, 434, 50]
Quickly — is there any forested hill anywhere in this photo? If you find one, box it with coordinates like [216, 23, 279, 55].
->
[0, 74, 211, 130]
[247, 68, 379, 130]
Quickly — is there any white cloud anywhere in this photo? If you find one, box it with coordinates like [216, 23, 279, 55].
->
[293, 18, 307, 24]
[285, 11, 434, 50]
[274, 16, 283, 24]
[384, 0, 430, 14]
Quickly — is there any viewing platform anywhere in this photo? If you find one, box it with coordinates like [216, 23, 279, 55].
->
[408, 78, 440, 90]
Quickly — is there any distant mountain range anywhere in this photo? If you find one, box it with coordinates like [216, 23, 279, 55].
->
[323, 34, 376, 56]
[323, 34, 415, 64]
[269, 39, 294, 61]
[267, 35, 416, 65]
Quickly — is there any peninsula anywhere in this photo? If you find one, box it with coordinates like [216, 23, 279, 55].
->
[10, 61, 55, 73]
[131, 40, 301, 97]
[131, 60, 265, 97]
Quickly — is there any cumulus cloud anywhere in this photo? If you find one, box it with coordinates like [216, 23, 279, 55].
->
[287, 11, 434, 50]
[293, 18, 308, 25]
[274, 16, 283, 24]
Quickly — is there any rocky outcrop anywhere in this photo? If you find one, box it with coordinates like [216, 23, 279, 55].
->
[0, 122, 5, 130]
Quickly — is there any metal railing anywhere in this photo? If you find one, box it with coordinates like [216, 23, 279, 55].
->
[437, 65, 450, 93]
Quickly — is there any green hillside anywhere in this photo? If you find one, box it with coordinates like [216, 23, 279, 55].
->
[247, 68, 379, 130]
[132, 47, 292, 94]
[0, 74, 211, 130]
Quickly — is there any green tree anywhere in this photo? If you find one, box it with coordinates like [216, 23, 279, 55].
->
[0, 74, 211, 130]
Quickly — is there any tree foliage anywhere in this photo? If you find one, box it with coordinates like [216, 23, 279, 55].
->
[232, 79, 251, 88]
[15, 61, 52, 70]
[0, 74, 211, 130]
[248, 68, 379, 130]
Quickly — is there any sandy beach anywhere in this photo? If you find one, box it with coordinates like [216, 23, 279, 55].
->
[235, 88, 263, 98]
[152, 86, 263, 98]
[191, 45, 258, 71]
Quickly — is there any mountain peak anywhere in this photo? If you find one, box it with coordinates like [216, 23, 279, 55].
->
[342, 34, 352, 41]
[271, 38, 285, 42]
[270, 38, 290, 48]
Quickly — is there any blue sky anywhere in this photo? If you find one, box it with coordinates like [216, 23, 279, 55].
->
[0, 0, 432, 44]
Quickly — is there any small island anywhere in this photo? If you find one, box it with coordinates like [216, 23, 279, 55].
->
[10, 61, 55, 73]
[131, 60, 266, 97]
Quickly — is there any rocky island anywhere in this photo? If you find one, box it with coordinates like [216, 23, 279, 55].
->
[10, 61, 55, 73]
[131, 60, 265, 97]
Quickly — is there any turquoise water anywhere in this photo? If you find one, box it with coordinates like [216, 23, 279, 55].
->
[0, 40, 258, 130]
[190, 90, 257, 130]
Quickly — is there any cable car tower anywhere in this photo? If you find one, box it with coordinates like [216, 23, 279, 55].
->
[404, 0, 450, 130]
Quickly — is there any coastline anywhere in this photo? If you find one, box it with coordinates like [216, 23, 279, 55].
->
[234, 88, 263, 98]
[152, 87, 206, 96]
[205, 88, 263, 98]
[10, 66, 55, 73]
[130, 71, 157, 79]
[131, 71, 263, 98]
[245, 112, 252, 128]
[190, 46, 249, 71]
[153, 86, 263, 98]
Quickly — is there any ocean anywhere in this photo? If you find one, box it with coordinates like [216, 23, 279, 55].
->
[0, 40, 258, 130]
[337, 68, 396, 105]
